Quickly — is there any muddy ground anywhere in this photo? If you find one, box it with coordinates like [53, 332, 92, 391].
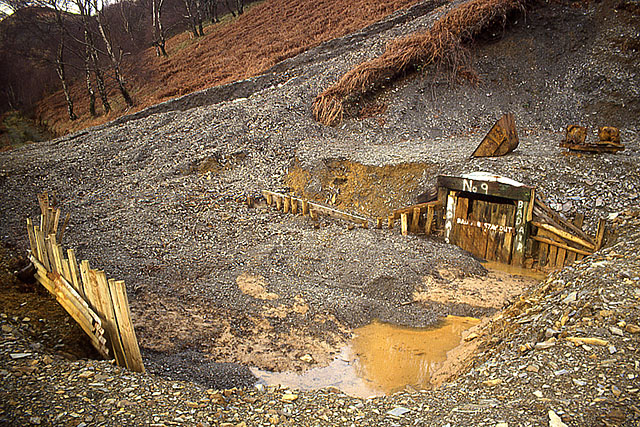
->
[0, 0, 639, 393]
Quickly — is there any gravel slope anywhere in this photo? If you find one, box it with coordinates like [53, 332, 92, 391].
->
[0, 0, 639, 424]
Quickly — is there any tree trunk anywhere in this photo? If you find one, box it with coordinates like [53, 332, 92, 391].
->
[56, 39, 77, 121]
[195, 0, 204, 36]
[95, 7, 134, 107]
[83, 30, 97, 116]
[225, 0, 236, 17]
[152, 0, 168, 56]
[212, 0, 218, 23]
[236, 0, 243, 15]
[183, 0, 200, 38]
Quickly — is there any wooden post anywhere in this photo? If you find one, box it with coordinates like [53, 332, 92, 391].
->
[595, 218, 606, 251]
[67, 249, 84, 298]
[302, 200, 309, 216]
[291, 199, 298, 215]
[266, 193, 273, 206]
[26, 219, 37, 256]
[92, 270, 126, 366]
[411, 207, 420, 233]
[425, 205, 434, 235]
[310, 209, 318, 221]
[444, 191, 457, 244]
[108, 280, 145, 372]
[512, 200, 529, 266]
[376, 218, 383, 229]
[401, 213, 409, 236]
[283, 196, 291, 213]
[34, 226, 49, 270]
[565, 214, 584, 264]
[388, 215, 394, 229]
[247, 195, 254, 208]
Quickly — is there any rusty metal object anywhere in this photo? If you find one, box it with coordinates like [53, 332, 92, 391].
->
[472, 113, 519, 157]
[597, 126, 622, 146]
[565, 125, 587, 145]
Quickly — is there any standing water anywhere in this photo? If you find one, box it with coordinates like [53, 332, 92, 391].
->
[251, 315, 480, 398]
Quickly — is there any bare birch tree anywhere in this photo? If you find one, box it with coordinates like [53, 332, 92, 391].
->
[92, 0, 134, 107]
[151, 0, 166, 56]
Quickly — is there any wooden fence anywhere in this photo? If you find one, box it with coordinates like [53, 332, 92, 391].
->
[26, 193, 144, 372]
[260, 190, 369, 228]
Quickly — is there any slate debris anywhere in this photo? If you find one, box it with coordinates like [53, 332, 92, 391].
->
[0, 0, 639, 425]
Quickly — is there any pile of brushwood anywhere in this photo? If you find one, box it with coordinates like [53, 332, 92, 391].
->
[313, 0, 526, 126]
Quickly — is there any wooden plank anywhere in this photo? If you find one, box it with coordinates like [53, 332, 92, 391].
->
[425, 205, 434, 235]
[437, 175, 533, 201]
[468, 200, 488, 259]
[67, 249, 84, 298]
[533, 200, 594, 245]
[61, 258, 72, 284]
[538, 242, 549, 267]
[548, 244, 558, 268]
[450, 195, 468, 245]
[26, 218, 37, 256]
[530, 236, 592, 256]
[93, 270, 126, 367]
[531, 221, 595, 251]
[499, 204, 515, 264]
[34, 226, 49, 270]
[108, 280, 145, 372]
[45, 235, 60, 274]
[471, 113, 519, 157]
[595, 218, 606, 250]
[392, 201, 441, 219]
[512, 200, 529, 266]
[556, 246, 567, 267]
[411, 207, 421, 233]
[37, 193, 49, 218]
[30, 255, 109, 358]
[401, 213, 408, 236]
[444, 191, 457, 244]
[565, 214, 584, 264]
[263, 190, 369, 227]
[485, 203, 501, 261]
[52, 208, 61, 236]
[80, 260, 98, 313]
[263, 191, 273, 206]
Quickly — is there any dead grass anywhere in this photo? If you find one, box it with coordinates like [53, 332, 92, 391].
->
[313, 0, 525, 126]
[36, 0, 423, 136]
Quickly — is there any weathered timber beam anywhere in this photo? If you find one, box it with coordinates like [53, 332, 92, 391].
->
[530, 236, 593, 256]
[531, 221, 596, 251]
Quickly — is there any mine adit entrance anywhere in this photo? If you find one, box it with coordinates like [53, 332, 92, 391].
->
[439, 172, 535, 267]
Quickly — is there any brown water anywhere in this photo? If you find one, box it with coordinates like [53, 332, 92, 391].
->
[251, 315, 480, 398]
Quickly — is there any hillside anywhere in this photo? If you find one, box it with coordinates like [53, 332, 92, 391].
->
[31, 0, 425, 136]
[1, 0, 640, 425]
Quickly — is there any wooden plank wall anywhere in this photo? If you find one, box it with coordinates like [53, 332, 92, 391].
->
[26, 194, 144, 373]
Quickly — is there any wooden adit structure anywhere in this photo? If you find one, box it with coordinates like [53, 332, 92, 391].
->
[26, 193, 144, 372]
[397, 173, 605, 271]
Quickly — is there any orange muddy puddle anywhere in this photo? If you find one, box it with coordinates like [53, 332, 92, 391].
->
[483, 261, 547, 281]
[251, 315, 480, 398]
